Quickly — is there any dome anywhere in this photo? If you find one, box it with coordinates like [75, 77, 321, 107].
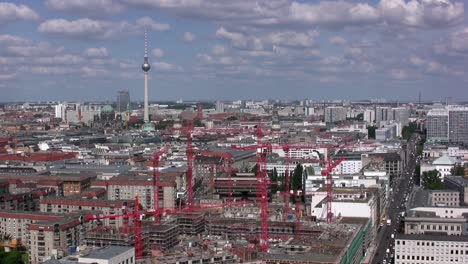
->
[102, 105, 114, 113]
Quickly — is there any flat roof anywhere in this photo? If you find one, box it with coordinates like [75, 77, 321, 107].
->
[80, 246, 133, 260]
[396, 234, 468, 242]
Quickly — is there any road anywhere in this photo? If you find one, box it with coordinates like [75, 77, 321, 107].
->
[372, 133, 420, 264]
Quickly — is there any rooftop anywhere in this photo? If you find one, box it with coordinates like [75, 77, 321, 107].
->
[80, 246, 133, 260]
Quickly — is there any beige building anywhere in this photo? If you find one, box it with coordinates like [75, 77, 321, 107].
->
[429, 190, 460, 207]
[102, 175, 177, 210]
[40, 197, 133, 228]
[395, 235, 468, 264]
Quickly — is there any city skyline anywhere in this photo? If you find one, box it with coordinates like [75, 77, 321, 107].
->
[0, 0, 467, 102]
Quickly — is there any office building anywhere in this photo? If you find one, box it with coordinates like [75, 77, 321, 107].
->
[427, 109, 449, 143]
[325, 106, 347, 123]
[391, 107, 410, 125]
[449, 108, 468, 145]
[117, 90, 130, 113]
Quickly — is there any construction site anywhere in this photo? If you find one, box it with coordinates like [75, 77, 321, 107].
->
[67, 120, 375, 264]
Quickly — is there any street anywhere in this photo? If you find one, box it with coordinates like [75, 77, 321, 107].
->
[372, 134, 420, 264]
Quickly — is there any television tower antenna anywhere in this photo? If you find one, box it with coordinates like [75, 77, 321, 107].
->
[142, 28, 151, 123]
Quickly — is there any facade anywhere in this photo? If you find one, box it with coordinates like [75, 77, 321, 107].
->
[364, 109, 375, 124]
[445, 176, 468, 205]
[390, 107, 410, 125]
[376, 123, 398, 141]
[428, 190, 460, 207]
[106, 175, 177, 210]
[427, 109, 449, 143]
[325, 106, 347, 123]
[395, 235, 468, 264]
[449, 108, 468, 145]
[117, 90, 130, 113]
[375, 106, 390, 126]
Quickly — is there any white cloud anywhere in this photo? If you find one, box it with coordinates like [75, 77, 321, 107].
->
[0, 2, 39, 25]
[0, 34, 29, 45]
[152, 48, 164, 57]
[85, 47, 109, 58]
[152, 61, 183, 72]
[38, 17, 170, 40]
[80, 66, 109, 77]
[267, 31, 318, 48]
[4, 42, 64, 57]
[183, 32, 196, 43]
[125, 0, 464, 30]
[330, 36, 347, 45]
[288, 1, 380, 26]
[391, 69, 408, 80]
[378, 0, 463, 28]
[136, 17, 170, 31]
[216, 27, 247, 47]
[212, 45, 226, 55]
[45, 0, 124, 16]
[34, 54, 84, 65]
[0, 73, 16, 80]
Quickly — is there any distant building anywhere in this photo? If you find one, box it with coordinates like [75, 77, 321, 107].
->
[325, 106, 347, 123]
[427, 109, 449, 143]
[54, 103, 67, 119]
[215, 101, 225, 113]
[375, 106, 390, 126]
[391, 107, 410, 125]
[427, 107, 468, 145]
[117, 90, 130, 113]
[364, 109, 375, 124]
[376, 123, 399, 141]
[448, 108, 468, 145]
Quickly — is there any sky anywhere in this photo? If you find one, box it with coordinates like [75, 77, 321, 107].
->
[0, 0, 466, 102]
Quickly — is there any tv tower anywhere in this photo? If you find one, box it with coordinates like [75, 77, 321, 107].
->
[142, 29, 151, 123]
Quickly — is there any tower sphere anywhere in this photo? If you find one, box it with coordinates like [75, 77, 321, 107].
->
[142, 62, 151, 72]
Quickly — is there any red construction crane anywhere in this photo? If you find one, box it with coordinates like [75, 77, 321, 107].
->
[196, 150, 234, 205]
[231, 125, 271, 252]
[84, 195, 250, 260]
[321, 157, 345, 224]
[186, 119, 194, 210]
[85, 196, 144, 259]
[149, 146, 171, 224]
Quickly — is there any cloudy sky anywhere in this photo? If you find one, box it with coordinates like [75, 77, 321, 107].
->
[0, 0, 466, 102]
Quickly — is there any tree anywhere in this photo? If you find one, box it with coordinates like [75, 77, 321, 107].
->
[414, 164, 421, 185]
[44, 124, 51, 131]
[0, 249, 24, 264]
[421, 170, 443, 190]
[451, 165, 465, 176]
[268, 168, 279, 194]
[367, 126, 376, 139]
[291, 164, 303, 191]
[227, 116, 238, 121]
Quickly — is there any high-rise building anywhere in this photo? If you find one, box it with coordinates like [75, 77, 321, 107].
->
[427, 109, 449, 143]
[324, 106, 347, 123]
[427, 107, 468, 145]
[54, 103, 67, 120]
[391, 107, 410, 125]
[117, 90, 130, 113]
[375, 106, 390, 126]
[449, 108, 468, 145]
[215, 101, 224, 113]
[363, 109, 375, 124]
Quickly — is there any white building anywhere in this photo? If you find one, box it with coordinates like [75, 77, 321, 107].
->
[363, 109, 375, 124]
[77, 246, 135, 264]
[325, 106, 347, 123]
[54, 103, 67, 119]
[421, 155, 457, 180]
[395, 235, 468, 264]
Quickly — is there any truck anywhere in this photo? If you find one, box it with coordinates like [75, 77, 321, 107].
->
[387, 219, 392, 226]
